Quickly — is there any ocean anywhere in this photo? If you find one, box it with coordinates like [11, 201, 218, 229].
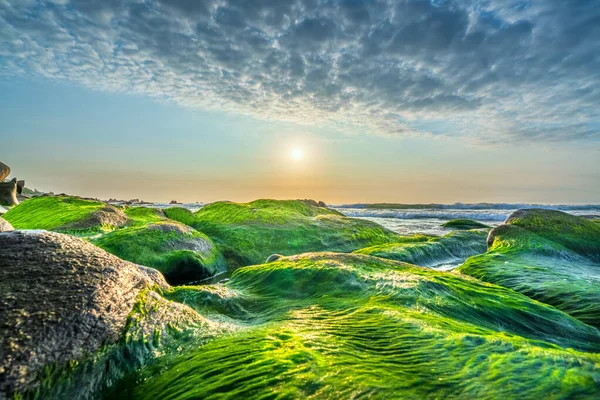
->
[144, 202, 600, 236]
[331, 203, 600, 236]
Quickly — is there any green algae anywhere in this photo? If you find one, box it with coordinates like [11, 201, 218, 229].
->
[93, 225, 226, 285]
[459, 210, 600, 328]
[442, 219, 490, 230]
[105, 253, 600, 399]
[506, 209, 600, 261]
[124, 206, 166, 226]
[354, 230, 487, 269]
[164, 199, 401, 267]
[2, 196, 105, 231]
[3, 196, 227, 284]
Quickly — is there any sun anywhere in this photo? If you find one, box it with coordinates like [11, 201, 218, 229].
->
[291, 148, 304, 161]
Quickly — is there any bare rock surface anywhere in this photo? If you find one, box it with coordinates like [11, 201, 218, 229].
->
[0, 217, 13, 232]
[0, 231, 169, 397]
[0, 178, 18, 206]
[0, 162, 9, 181]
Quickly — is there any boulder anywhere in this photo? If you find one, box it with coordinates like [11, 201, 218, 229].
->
[0, 217, 13, 232]
[0, 161, 10, 181]
[0, 231, 170, 396]
[0, 178, 19, 206]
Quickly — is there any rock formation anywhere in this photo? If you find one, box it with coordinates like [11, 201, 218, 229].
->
[0, 231, 170, 396]
[0, 161, 10, 181]
[16, 180, 24, 195]
[0, 178, 19, 206]
[0, 217, 13, 232]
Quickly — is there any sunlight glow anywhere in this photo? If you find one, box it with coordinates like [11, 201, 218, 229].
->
[291, 148, 304, 161]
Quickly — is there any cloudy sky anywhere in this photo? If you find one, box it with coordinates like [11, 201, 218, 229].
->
[1, 0, 599, 203]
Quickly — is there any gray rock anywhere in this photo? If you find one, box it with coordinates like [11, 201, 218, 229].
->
[0, 217, 13, 232]
[0, 162, 10, 181]
[0, 231, 170, 397]
[0, 178, 19, 206]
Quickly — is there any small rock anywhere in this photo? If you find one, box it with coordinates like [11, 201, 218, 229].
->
[0, 217, 13, 232]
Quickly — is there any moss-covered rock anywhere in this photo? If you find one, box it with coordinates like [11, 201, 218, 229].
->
[94, 222, 226, 285]
[459, 209, 600, 327]
[505, 208, 600, 261]
[354, 230, 487, 269]
[442, 219, 490, 230]
[107, 253, 600, 399]
[164, 199, 401, 267]
[3, 196, 116, 232]
[3, 197, 226, 284]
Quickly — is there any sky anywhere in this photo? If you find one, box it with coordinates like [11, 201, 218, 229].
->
[0, 0, 599, 204]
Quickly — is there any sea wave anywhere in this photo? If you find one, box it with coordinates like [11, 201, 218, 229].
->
[334, 209, 510, 221]
[334, 203, 600, 211]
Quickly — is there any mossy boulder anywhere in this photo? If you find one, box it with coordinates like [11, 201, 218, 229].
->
[459, 209, 600, 327]
[442, 219, 490, 230]
[3, 198, 226, 284]
[2, 196, 118, 232]
[94, 222, 226, 285]
[504, 208, 600, 261]
[164, 199, 401, 267]
[108, 253, 600, 399]
[354, 230, 487, 269]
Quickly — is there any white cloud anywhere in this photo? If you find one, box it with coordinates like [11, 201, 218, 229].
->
[0, 0, 599, 141]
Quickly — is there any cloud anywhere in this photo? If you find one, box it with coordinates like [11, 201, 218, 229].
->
[0, 0, 599, 142]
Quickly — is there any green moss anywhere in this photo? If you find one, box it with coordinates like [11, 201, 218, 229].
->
[506, 209, 600, 261]
[124, 206, 165, 226]
[354, 230, 487, 268]
[94, 225, 226, 285]
[3, 196, 104, 230]
[165, 199, 401, 267]
[459, 210, 600, 328]
[3, 197, 227, 284]
[442, 219, 490, 230]
[106, 253, 600, 399]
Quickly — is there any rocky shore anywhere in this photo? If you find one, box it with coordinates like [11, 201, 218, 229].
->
[1, 193, 599, 399]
